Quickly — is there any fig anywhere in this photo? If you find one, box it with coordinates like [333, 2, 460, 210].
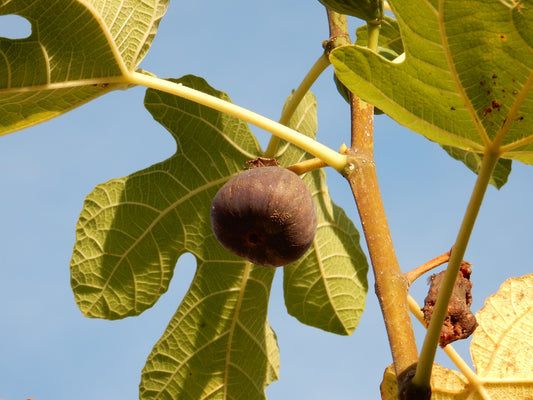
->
[210, 165, 317, 267]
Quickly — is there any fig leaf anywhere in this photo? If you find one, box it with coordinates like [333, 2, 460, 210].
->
[381, 274, 533, 399]
[331, 0, 533, 168]
[317, 0, 384, 22]
[70, 75, 368, 399]
[0, 0, 168, 135]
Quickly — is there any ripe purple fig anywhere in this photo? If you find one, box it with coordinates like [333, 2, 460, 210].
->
[210, 166, 317, 267]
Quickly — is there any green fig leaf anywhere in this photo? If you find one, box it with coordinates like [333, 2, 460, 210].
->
[139, 263, 280, 400]
[71, 75, 368, 398]
[331, 0, 533, 167]
[0, 0, 168, 135]
[353, 15, 513, 187]
[70, 75, 264, 319]
[317, 0, 384, 22]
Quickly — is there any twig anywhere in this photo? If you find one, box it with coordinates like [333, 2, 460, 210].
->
[411, 147, 500, 390]
[404, 249, 452, 286]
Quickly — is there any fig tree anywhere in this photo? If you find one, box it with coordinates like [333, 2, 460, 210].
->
[210, 165, 317, 267]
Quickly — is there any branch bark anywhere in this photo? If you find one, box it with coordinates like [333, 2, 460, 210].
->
[344, 96, 419, 389]
[323, 9, 421, 397]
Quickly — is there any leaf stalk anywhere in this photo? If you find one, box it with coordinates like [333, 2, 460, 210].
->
[129, 71, 347, 172]
[411, 147, 500, 389]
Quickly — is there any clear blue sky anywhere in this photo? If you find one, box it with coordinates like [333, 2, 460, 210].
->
[1, 2, 532, 399]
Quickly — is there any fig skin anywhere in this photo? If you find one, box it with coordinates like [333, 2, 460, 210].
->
[210, 166, 317, 267]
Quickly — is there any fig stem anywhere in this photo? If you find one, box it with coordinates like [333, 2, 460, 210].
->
[129, 71, 348, 172]
[366, 21, 381, 53]
[264, 53, 331, 158]
[286, 158, 328, 175]
[412, 147, 500, 389]
[404, 249, 452, 286]
[287, 144, 348, 175]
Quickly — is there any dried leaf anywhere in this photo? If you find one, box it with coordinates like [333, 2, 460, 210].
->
[381, 274, 533, 399]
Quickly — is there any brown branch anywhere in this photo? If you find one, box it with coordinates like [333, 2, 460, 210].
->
[326, 8, 420, 396]
[404, 249, 452, 286]
[344, 97, 419, 386]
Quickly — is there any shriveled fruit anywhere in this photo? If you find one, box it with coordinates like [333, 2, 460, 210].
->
[210, 166, 317, 267]
[422, 261, 477, 347]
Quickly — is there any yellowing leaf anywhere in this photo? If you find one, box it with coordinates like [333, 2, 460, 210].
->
[0, 0, 168, 135]
[381, 274, 533, 399]
[471, 274, 533, 381]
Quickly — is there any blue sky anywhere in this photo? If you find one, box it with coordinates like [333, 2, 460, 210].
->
[1, 2, 532, 399]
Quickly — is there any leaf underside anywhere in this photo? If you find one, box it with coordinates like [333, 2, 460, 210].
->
[0, 0, 169, 135]
[70, 75, 368, 399]
[332, 0, 533, 168]
[354, 17, 513, 188]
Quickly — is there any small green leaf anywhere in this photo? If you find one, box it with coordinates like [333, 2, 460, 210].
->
[331, 0, 533, 166]
[317, 0, 384, 22]
[0, 0, 168, 135]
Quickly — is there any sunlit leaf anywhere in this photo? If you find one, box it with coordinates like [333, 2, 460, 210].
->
[0, 0, 168, 135]
[381, 274, 533, 399]
[317, 0, 384, 22]
[283, 173, 368, 335]
[471, 274, 533, 381]
[70, 75, 368, 398]
[331, 0, 533, 165]
[353, 16, 513, 188]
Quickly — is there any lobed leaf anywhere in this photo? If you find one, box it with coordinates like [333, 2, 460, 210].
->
[331, 0, 533, 165]
[71, 75, 368, 398]
[70, 75, 263, 319]
[0, 0, 168, 135]
[380, 274, 533, 399]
